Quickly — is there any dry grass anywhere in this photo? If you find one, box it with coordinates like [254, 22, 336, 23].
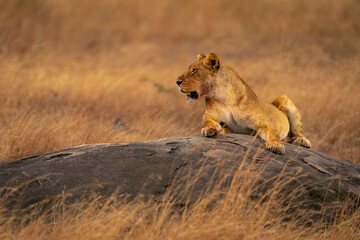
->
[0, 0, 360, 238]
[1, 156, 360, 240]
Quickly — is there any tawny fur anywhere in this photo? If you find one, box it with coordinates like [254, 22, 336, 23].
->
[176, 53, 311, 154]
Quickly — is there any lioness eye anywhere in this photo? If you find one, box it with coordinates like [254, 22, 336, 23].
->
[190, 68, 197, 73]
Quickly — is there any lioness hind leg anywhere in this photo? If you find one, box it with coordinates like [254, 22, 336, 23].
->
[257, 126, 285, 155]
[272, 95, 311, 148]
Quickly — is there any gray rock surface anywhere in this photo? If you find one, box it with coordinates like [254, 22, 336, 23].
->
[1, 134, 359, 216]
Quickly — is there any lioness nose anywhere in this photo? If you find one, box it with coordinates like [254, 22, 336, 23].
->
[176, 80, 182, 86]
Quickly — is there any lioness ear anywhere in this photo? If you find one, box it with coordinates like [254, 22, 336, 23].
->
[203, 53, 220, 71]
[197, 53, 206, 60]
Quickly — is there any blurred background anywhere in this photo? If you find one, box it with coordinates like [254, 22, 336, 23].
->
[1, 1, 360, 238]
[0, 0, 359, 162]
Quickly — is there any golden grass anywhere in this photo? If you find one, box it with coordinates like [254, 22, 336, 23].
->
[0, 0, 360, 238]
[1, 155, 360, 240]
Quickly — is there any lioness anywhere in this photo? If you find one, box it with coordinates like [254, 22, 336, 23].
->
[176, 53, 311, 154]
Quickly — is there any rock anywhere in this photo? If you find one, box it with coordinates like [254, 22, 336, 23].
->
[1, 134, 359, 219]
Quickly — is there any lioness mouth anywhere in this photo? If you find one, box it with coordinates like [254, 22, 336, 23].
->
[187, 91, 198, 99]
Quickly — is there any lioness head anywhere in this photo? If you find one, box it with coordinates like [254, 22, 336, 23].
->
[176, 53, 220, 103]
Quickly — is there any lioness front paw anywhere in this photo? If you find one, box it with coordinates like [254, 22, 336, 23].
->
[292, 137, 311, 148]
[266, 142, 285, 155]
[201, 126, 221, 137]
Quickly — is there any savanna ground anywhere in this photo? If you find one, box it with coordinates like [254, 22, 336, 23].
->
[0, 0, 360, 239]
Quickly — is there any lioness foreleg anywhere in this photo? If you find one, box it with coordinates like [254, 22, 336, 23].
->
[201, 113, 223, 137]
